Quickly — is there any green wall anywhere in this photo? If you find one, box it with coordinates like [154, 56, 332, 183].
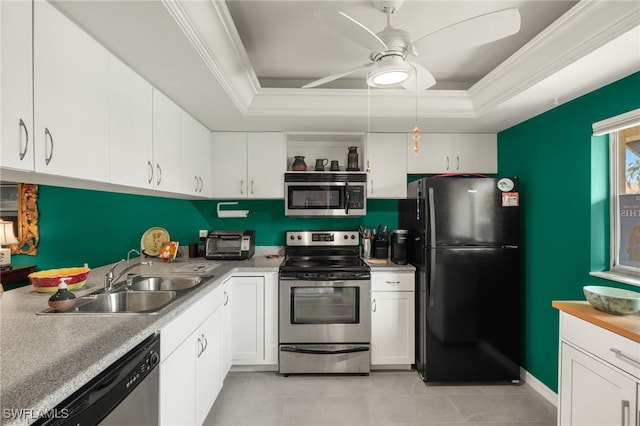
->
[10, 187, 398, 270]
[9, 71, 640, 394]
[498, 71, 640, 392]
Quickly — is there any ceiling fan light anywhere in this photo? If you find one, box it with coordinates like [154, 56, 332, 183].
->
[370, 70, 409, 86]
[366, 56, 412, 87]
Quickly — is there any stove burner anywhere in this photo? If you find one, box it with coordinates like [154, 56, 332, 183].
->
[280, 230, 371, 278]
[282, 257, 367, 270]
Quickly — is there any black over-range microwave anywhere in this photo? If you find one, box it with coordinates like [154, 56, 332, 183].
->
[284, 172, 366, 217]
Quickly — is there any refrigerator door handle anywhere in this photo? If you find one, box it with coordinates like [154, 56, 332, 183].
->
[416, 183, 421, 221]
[428, 187, 436, 307]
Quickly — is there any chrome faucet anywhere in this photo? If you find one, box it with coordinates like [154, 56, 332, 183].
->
[104, 259, 153, 292]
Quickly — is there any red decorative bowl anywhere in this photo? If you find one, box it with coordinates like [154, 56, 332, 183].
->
[29, 267, 91, 293]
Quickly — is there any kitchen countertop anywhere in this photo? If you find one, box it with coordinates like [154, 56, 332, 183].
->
[552, 300, 640, 343]
[364, 258, 416, 272]
[0, 253, 283, 426]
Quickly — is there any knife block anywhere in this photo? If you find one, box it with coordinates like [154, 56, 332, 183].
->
[373, 238, 389, 259]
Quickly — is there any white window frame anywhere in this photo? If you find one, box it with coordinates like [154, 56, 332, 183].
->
[590, 108, 640, 287]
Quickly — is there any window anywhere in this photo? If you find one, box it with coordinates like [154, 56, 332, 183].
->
[593, 108, 640, 286]
[612, 124, 640, 274]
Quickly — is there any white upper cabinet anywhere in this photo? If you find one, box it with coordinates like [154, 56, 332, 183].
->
[33, 1, 110, 181]
[366, 133, 407, 198]
[1, 0, 34, 171]
[210, 132, 247, 198]
[247, 132, 285, 199]
[210, 132, 285, 199]
[181, 111, 211, 197]
[407, 133, 452, 174]
[453, 133, 497, 173]
[152, 89, 183, 194]
[109, 56, 153, 189]
[407, 133, 497, 174]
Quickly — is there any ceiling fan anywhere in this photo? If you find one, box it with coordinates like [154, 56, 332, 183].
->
[302, 0, 521, 91]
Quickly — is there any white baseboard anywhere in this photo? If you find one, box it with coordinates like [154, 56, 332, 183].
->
[521, 367, 558, 407]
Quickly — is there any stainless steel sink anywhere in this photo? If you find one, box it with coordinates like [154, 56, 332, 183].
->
[39, 291, 177, 315]
[125, 275, 208, 292]
[37, 275, 214, 315]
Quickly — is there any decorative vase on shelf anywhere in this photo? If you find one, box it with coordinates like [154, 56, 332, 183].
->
[347, 147, 359, 171]
[291, 156, 307, 171]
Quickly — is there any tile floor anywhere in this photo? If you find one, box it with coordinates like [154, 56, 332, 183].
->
[204, 371, 557, 426]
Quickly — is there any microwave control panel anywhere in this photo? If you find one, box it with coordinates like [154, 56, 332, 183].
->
[346, 186, 365, 209]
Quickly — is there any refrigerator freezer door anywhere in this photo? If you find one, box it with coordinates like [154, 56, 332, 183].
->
[425, 178, 519, 247]
[417, 246, 520, 383]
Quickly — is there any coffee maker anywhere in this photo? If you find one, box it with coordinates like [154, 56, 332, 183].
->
[390, 229, 408, 265]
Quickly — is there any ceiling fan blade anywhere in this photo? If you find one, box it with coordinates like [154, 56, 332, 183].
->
[409, 8, 521, 56]
[302, 63, 373, 89]
[315, 10, 388, 51]
[401, 62, 436, 92]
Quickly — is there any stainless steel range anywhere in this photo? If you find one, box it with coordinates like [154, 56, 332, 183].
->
[279, 230, 371, 375]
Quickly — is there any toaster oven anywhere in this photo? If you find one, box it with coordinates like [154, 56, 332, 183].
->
[205, 230, 255, 260]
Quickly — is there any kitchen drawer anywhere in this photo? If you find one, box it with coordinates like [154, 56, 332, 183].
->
[371, 272, 414, 292]
[161, 284, 224, 362]
[561, 312, 640, 379]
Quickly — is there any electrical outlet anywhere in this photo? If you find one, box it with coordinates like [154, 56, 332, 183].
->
[199, 229, 208, 238]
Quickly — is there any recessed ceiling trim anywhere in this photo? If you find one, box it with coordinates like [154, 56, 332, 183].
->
[163, 0, 259, 113]
[247, 88, 476, 119]
[469, 0, 640, 116]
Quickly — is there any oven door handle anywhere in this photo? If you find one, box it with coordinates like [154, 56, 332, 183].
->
[280, 346, 369, 355]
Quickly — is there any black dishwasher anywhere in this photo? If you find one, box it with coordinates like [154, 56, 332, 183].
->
[33, 333, 160, 426]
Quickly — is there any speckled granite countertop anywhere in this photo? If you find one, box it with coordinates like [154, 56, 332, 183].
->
[0, 251, 283, 426]
[364, 258, 416, 272]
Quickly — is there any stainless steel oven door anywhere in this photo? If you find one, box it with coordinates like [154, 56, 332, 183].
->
[279, 278, 371, 344]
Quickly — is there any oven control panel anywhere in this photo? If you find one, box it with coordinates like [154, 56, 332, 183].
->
[286, 231, 359, 246]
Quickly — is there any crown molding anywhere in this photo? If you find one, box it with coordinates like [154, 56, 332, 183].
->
[168, 0, 638, 124]
[163, 0, 259, 113]
[247, 88, 475, 118]
[469, 0, 640, 116]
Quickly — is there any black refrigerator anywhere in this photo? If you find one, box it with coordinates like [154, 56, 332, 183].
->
[399, 176, 521, 383]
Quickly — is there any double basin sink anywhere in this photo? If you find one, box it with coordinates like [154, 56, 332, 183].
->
[40, 275, 213, 315]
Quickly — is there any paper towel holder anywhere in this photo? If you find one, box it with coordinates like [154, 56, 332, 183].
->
[216, 202, 249, 218]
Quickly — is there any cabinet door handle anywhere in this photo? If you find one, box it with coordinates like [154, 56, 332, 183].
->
[195, 175, 199, 192]
[610, 348, 640, 366]
[446, 156, 449, 171]
[224, 291, 229, 306]
[621, 400, 629, 426]
[197, 336, 202, 357]
[147, 161, 153, 184]
[156, 164, 162, 186]
[371, 298, 376, 313]
[456, 156, 460, 170]
[44, 128, 54, 165]
[201, 333, 208, 354]
[19, 118, 29, 160]
[240, 179, 244, 195]
[199, 176, 203, 192]
[385, 280, 400, 285]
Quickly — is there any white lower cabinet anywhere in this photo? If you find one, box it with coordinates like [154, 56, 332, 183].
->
[160, 285, 225, 426]
[230, 273, 278, 366]
[558, 312, 640, 426]
[370, 271, 415, 367]
[221, 278, 233, 375]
